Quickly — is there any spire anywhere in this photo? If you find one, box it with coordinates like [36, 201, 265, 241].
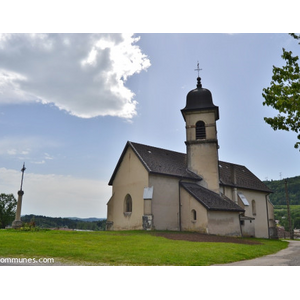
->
[181, 66, 219, 121]
[194, 62, 202, 88]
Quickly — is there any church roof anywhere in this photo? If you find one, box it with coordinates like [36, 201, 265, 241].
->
[181, 182, 244, 212]
[218, 161, 272, 193]
[108, 141, 272, 194]
[108, 141, 201, 185]
[130, 142, 201, 180]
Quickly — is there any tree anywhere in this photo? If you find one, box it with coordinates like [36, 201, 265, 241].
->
[0, 193, 17, 228]
[262, 33, 300, 149]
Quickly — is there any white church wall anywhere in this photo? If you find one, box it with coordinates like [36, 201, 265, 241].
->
[267, 197, 275, 227]
[180, 187, 208, 233]
[237, 188, 270, 238]
[207, 211, 241, 236]
[107, 147, 149, 230]
[221, 185, 272, 238]
[149, 174, 180, 231]
[240, 219, 255, 237]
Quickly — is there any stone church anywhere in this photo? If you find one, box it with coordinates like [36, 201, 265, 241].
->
[106, 75, 277, 238]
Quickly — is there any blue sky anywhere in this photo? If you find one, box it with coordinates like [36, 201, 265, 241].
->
[0, 31, 299, 219]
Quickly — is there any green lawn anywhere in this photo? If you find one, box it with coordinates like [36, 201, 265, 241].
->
[0, 230, 288, 266]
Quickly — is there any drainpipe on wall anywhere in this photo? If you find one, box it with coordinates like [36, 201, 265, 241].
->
[178, 178, 183, 232]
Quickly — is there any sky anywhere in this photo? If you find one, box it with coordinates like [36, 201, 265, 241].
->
[0, 4, 299, 219]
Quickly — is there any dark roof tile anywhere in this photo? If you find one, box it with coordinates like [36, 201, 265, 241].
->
[218, 161, 272, 193]
[181, 182, 244, 212]
[130, 142, 200, 180]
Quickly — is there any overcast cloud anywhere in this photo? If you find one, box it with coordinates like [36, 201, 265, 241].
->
[0, 167, 110, 217]
[0, 33, 151, 119]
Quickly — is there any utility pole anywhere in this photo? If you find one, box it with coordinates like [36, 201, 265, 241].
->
[284, 179, 294, 240]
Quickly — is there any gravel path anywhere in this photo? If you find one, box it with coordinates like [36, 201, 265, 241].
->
[214, 240, 300, 266]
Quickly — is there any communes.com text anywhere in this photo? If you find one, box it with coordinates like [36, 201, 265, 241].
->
[0, 257, 55, 264]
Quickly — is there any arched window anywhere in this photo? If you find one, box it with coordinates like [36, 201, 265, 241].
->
[191, 209, 197, 221]
[196, 121, 206, 140]
[252, 200, 256, 216]
[124, 194, 132, 213]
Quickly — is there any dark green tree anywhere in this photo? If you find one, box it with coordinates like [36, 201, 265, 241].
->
[0, 193, 17, 228]
[262, 33, 300, 149]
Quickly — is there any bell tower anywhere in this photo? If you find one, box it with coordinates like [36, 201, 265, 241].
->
[181, 73, 220, 194]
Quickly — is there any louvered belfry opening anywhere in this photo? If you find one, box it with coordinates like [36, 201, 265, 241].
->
[196, 121, 206, 139]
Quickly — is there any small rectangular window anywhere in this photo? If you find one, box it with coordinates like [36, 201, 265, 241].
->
[238, 192, 249, 206]
[143, 186, 153, 199]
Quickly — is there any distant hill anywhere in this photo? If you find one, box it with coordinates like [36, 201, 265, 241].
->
[263, 176, 300, 205]
[67, 217, 105, 222]
[21, 214, 106, 230]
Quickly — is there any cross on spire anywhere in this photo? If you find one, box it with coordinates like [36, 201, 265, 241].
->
[194, 62, 202, 77]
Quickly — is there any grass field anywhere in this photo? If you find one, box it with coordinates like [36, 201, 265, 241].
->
[0, 229, 288, 266]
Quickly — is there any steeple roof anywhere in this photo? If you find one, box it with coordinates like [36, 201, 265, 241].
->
[181, 77, 219, 120]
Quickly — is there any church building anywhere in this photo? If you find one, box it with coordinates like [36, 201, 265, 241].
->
[106, 75, 277, 238]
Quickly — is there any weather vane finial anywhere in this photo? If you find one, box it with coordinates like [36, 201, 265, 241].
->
[194, 61, 202, 77]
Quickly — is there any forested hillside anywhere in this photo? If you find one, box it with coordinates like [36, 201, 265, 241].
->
[21, 214, 106, 230]
[264, 176, 300, 229]
[263, 176, 300, 205]
[274, 205, 300, 230]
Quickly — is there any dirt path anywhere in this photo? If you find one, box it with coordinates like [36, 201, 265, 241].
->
[154, 232, 261, 244]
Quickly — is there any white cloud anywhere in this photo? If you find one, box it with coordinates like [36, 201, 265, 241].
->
[30, 153, 54, 165]
[7, 148, 17, 155]
[0, 33, 151, 119]
[0, 69, 30, 103]
[31, 160, 46, 165]
[0, 167, 110, 218]
[44, 153, 54, 160]
[0, 136, 59, 159]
